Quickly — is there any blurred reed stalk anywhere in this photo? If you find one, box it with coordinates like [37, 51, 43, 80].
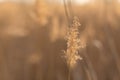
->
[103, 1, 120, 77]
[63, 0, 74, 26]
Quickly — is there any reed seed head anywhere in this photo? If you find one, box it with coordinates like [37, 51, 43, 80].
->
[64, 16, 85, 68]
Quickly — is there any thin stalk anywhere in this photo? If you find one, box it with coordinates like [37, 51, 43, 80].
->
[63, 0, 71, 26]
[68, 64, 71, 80]
[83, 48, 98, 80]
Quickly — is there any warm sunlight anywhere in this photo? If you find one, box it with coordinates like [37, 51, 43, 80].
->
[0, 0, 120, 80]
[74, 0, 91, 5]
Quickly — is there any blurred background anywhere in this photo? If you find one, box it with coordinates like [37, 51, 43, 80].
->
[0, 0, 120, 80]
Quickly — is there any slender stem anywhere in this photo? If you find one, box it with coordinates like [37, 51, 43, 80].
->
[68, 62, 71, 80]
[63, 0, 70, 25]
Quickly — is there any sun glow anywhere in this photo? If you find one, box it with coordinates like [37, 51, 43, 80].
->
[74, 0, 91, 5]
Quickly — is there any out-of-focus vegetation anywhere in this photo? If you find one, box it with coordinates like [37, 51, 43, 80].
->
[0, 0, 120, 80]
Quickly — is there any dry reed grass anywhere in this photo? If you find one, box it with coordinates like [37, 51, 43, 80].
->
[64, 16, 86, 80]
[64, 16, 84, 68]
